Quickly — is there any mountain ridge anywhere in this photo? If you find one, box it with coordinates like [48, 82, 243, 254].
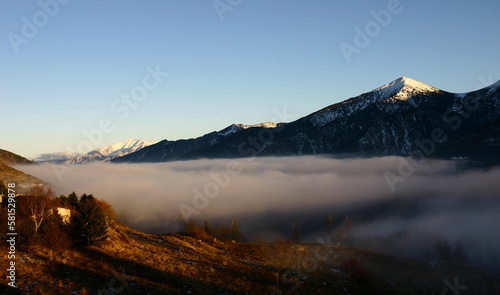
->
[0, 148, 44, 191]
[107, 76, 500, 164]
[63, 139, 157, 165]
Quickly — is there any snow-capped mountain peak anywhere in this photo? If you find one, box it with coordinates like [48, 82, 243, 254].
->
[96, 138, 153, 157]
[64, 139, 157, 164]
[372, 77, 440, 101]
[310, 77, 442, 127]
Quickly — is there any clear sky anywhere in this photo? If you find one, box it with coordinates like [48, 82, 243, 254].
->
[1, 0, 499, 159]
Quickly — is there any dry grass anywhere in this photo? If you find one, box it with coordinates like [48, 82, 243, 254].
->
[1, 222, 498, 294]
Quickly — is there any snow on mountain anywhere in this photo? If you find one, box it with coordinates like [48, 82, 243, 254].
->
[64, 139, 157, 165]
[35, 151, 82, 164]
[372, 77, 440, 101]
[310, 77, 441, 127]
[111, 76, 500, 164]
[487, 79, 500, 95]
[218, 122, 278, 136]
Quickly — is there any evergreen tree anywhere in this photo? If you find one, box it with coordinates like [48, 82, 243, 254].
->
[67, 191, 79, 208]
[73, 194, 108, 246]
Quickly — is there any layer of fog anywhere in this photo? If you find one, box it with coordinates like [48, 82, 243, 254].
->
[16, 156, 500, 271]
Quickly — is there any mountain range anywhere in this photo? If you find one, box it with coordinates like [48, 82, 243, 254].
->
[35, 139, 157, 165]
[63, 138, 157, 165]
[110, 77, 500, 164]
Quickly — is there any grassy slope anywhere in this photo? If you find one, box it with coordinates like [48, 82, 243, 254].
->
[1, 223, 498, 295]
[0, 149, 43, 191]
[0, 149, 35, 166]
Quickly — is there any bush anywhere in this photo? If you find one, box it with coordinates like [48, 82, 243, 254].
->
[40, 215, 72, 260]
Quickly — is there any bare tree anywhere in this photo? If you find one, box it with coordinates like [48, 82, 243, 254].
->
[434, 237, 452, 261]
[40, 216, 72, 260]
[21, 186, 55, 233]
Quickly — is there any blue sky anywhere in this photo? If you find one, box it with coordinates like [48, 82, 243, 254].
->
[1, 0, 499, 159]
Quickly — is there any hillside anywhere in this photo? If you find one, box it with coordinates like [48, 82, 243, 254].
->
[0, 149, 35, 165]
[0, 149, 43, 191]
[1, 222, 497, 294]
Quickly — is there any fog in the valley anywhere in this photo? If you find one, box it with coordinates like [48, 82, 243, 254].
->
[17, 156, 500, 271]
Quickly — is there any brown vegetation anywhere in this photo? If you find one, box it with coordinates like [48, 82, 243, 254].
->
[1, 220, 498, 294]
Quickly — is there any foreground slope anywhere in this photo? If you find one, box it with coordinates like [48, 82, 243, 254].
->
[1, 223, 497, 294]
[113, 77, 500, 164]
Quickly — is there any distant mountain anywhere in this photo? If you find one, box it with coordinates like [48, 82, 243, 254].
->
[0, 149, 44, 191]
[112, 77, 500, 164]
[112, 123, 283, 163]
[35, 151, 82, 164]
[64, 139, 157, 165]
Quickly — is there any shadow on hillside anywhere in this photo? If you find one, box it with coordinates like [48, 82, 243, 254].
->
[48, 262, 126, 293]
[0, 284, 23, 295]
[77, 247, 241, 294]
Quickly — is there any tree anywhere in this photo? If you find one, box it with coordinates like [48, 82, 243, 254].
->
[345, 216, 352, 235]
[452, 241, 468, 263]
[20, 186, 55, 233]
[215, 225, 231, 241]
[328, 215, 334, 244]
[204, 219, 213, 236]
[183, 219, 200, 235]
[434, 237, 452, 261]
[40, 215, 72, 260]
[94, 198, 116, 223]
[292, 223, 299, 242]
[344, 216, 352, 244]
[231, 217, 241, 242]
[67, 191, 79, 208]
[73, 194, 108, 246]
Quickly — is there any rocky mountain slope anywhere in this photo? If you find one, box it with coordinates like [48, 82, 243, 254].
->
[112, 77, 500, 164]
